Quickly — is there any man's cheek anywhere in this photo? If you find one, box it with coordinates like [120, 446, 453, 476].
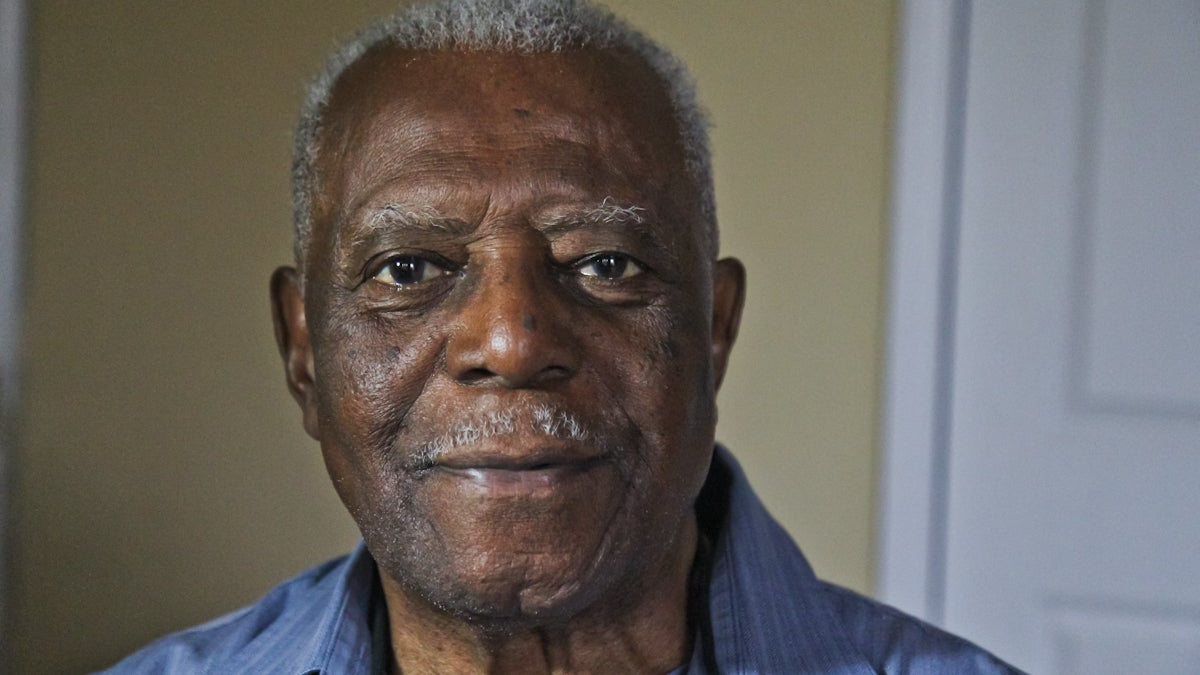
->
[321, 342, 431, 445]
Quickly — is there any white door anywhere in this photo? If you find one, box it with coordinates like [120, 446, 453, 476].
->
[880, 2, 1200, 673]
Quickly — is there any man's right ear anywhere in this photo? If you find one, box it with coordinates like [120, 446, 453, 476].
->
[270, 267, 322, 440]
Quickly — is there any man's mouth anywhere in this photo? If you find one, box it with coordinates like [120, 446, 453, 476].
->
[434, 441, 604, 471]
[423, 441, 611, 494]
[437, 460, 606, 492]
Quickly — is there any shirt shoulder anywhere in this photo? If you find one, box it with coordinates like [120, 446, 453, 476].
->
[704, 446, 1024, 674]
[815, 581, 1026, 675]
[94, 551, 370, 675]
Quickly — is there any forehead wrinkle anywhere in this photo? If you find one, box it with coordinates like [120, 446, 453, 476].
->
[333, 80, 656, 197]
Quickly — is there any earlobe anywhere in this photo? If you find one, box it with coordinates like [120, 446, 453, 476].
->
[270, 267, 322, 440]
[710, 258, 746, 390]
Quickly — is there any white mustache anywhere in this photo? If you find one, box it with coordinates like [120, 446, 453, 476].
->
[411, 403, 592, 468]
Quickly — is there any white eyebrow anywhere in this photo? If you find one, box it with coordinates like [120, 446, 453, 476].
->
[332, 202, 466, 274]
[541, 196, 647, 230]
[337, 202, 462, 254]
[367, 203, 458, 233]
[340, 197, 648, 257]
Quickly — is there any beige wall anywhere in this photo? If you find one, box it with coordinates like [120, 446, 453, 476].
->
[14, 2, 894, 672]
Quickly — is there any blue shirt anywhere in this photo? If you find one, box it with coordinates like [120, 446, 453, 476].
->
[99, 447, 1021, 674]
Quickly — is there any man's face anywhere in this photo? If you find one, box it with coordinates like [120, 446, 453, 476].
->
[273, 47, 743, 624]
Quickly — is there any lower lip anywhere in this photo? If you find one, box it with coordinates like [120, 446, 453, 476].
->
[434, 462, 604, 496]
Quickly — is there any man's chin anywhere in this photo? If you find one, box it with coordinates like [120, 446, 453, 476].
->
[407, 457, 624, 547]
[365, 484, 626, 620]
[385, 553, 618, 631]
[360, 451, 685, 629]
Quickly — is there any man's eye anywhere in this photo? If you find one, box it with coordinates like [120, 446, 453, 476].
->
[576, 253, 644, 280]
[370, 256, 449, 286]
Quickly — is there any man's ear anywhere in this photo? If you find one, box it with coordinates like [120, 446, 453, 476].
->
[711, 257, 746, 390]
[270, 267, 321, 440]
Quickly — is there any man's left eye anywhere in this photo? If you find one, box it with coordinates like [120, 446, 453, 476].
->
[371, 256, 450, 286]
[576, 253, 644, 280]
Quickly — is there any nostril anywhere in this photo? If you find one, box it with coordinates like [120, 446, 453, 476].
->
[532, 365, 572, 384]
[459, 367, 495, 384]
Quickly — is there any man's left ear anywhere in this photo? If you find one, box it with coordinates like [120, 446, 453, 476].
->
[711, 257, 746, 390]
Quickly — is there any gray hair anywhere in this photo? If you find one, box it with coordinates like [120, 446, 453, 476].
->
[410, 403, 591, 470]
[290, 0, 716, 271]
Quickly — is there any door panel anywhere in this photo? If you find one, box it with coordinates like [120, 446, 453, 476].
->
[942, 1, 1200, 672]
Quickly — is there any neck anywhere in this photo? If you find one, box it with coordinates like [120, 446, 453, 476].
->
[380, 516, 699, 675]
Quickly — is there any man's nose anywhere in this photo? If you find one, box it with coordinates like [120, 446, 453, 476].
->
[445, 252, 580, 388]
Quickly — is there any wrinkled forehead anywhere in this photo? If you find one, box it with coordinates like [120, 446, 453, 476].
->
[309, 46, 697, 233]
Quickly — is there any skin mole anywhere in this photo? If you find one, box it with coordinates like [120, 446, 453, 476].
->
[523, 314, 537, 332]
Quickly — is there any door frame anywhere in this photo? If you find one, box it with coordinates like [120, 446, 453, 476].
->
[876, 0, 971, 626]
[0, 0, 28, 658]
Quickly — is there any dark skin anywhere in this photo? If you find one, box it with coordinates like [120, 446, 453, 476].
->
[271, 46, 745, 674]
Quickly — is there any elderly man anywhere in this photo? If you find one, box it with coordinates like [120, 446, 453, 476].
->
[105, 1, 1018, 673]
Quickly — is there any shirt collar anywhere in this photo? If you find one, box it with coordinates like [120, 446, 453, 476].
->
[703, 445, 878, 675]
[294, 542, 375, 674]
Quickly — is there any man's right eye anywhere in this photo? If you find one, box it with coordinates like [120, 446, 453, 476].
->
[370, 256, 450, 286]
